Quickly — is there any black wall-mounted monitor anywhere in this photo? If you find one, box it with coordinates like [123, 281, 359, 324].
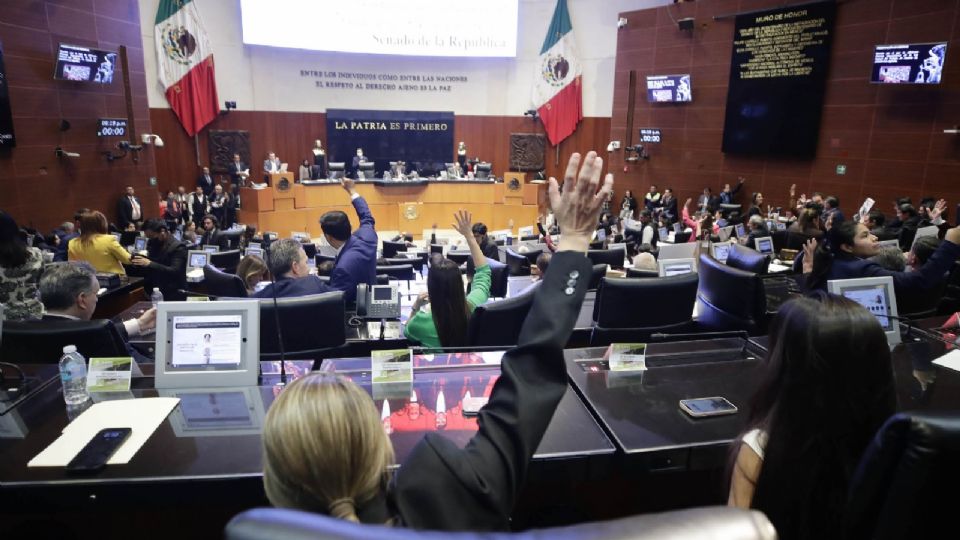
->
[646, 74, 692, 103]
[0, 41, 15, 148]
[97, 118, 127, 137]
[54, 43, 118, 83]
[871, 43, 947, 84]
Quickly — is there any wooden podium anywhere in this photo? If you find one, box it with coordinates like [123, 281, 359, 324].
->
[503, 172, 525, 205]
[268, 172, 304, 211]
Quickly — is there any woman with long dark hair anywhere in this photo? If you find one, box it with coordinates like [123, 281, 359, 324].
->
[728, 294, 897, 539]
[802, 220, 960, 291]
[404, 210, 490, 348]
[619, 189, 637, 221]
[0, 211, 44, 320]
[68, 210, 131, 274]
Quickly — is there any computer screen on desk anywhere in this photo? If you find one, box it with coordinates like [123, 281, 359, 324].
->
[711, 241, 733, 264]
[754, 236, 774, 255]
[158, 387, 265, 437]
[827, 276, 900, 347]
[155, 300, 260, 388]
[202, 245, 220, 254]
[187, 250, 209, 270]
[658, 258, 696, 277]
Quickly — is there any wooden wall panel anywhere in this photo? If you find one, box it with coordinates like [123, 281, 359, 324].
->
[0, 0, 156, 232]
[610, 0, 960, 219]
[149, 109, 611, 198]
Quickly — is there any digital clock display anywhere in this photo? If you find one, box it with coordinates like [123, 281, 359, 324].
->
[97, 118, 127, 137]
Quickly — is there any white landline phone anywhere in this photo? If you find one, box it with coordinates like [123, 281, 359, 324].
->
[356, 283, 401, 319]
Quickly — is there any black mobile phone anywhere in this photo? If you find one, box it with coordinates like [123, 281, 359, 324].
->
[66, 428, 132, 472]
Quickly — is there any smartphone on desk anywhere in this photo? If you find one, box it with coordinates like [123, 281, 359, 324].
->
[66, 427, 132, 472]
[679, 397, 737, 418]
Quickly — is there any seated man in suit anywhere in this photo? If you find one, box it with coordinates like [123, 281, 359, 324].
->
[253, 238, 332, 298]
[129, 219, 188, 301]
[199, 214, 230, 249]
[319, 178, 378, 303]
[39, 262, 156, 353]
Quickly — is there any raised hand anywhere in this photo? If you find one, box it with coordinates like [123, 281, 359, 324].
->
[930, 199, 947, 222]
[547, 151, 614, 253]
[802, 238, 817, 274]
[452, 209, 473, 238]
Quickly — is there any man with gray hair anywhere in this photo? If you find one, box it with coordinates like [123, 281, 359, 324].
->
[252, 238, 334, 299]
[40, 262, 156, 340]
[745, 214, 770, 251]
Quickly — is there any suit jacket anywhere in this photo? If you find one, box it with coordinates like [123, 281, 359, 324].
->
[376, 251, 592, 530]
[659, 196, 678, 221]
[697, 194, 720, 214]
[229, 161, 247, 184]
[67, 234, 131, 275]
[806, 240, 960, 293]
[329, 196, 378, 303]
[144, 238, 188, 300]
[117, 195, 143, 228]
[200, 229, 229, 250]
[251, 275, 332, 299]
[197, 174, 215, 196]
[263, 158, 281, 174]
[479, 240, 500, 261]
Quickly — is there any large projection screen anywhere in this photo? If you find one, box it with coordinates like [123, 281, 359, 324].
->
[240, 0, 519, 57]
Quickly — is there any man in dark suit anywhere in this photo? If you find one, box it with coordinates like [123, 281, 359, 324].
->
[116, 186, 144, 230]
[697, 187, 720, 215]
[130, 219, 188, 300]
[197, 166, 216, 196]
[198, 214, 230, 250]
[54, 208, 87, 262]
[263, 151, 282, 174]
[253, 238, 332, 298]
[38, 262, 156, 358]
[471, 223, 501, 260]
[321, 178, 378, 303]
[229, 153, 248, 186]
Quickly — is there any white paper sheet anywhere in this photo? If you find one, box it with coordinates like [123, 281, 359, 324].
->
[28, 397, 180, 467]
[933, 349, 960, 372]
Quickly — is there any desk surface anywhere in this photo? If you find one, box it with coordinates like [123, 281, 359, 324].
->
[565, 339, 765, 455]
[0, 359, 612, 489]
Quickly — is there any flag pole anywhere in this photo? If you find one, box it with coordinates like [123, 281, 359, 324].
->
[195, 133, 200, 166]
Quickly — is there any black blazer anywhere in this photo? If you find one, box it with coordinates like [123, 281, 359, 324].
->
[145, 238, 188, 300]
[201, 229, 230, 250]
[229, 161, 247, 184]
[352, 251, 592, 530]
[197, 174, 215, 196]
[116, 196, 143, 228]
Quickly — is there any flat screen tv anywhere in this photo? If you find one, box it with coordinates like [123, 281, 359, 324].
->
[871, 43, 947, 84]
[646, 74, 692, 103]
[54, 43, 117, 83]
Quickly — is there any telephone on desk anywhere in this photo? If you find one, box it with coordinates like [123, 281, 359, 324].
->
[356, 284, 401, 319]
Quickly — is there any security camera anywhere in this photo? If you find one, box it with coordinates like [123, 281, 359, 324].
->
[618, 17, 628, 29]
[606, 141, 621, 152]
[523, 109, 539, 120]
[55, 147, 79, 158]
[141, 133, 165, 147]
[224, 101, 237, 110]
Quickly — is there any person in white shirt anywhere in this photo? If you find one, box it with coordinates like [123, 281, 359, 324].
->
[117, 186, 143, 229]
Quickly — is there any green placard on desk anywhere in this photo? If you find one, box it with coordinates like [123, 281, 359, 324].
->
[86, 357, 133, 392]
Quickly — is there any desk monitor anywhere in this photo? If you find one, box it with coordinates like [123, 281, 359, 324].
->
[358, 161, 375, 180]
[328, 162, 345, 180]
[827, 276, 900, 347]
[711, 241, 733, 264]
[158, 387, 266, 437]
[247, 242, 261, 250]
[290, 231, 310, 242]
[718, 226, 734, 242]
[878, 239, 900, 249]
[735, 224, 747, 238]
[911, 225, 939, 250]
[244, 247, 263, 258]
[489, 229, 511, 243]
[658, 226, 670, 241]
[202, 245, 220, 254]
[133, 236, 147, 252]
[187, 250, 209, 270]
[658, 258, 696, 277]
[657, 242, 697, 261]
[154, 300, 260, 388]
[475, 162, 492, 180]
[754, 236, 775, 255]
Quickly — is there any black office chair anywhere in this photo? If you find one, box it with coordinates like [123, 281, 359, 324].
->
[221, 229, 243, 250]
[210, 249, 242, 274]
[258, 292, 347, 362]
[674, 231, 692, 243]
[590, 274, 698, 346]
[447, 251, 471, 266]
[226, 506, 776, 540]
[587, 264, 606, 290]
[504, 248, 531, 276]
[301, 242, 317, 259]
[770, 230, 787, 254]
[1, 319, 129, 364]
[845, 412, 960, 540]
[120, 231, 140, 247]
[429, 244, 444, 255]
[382, 257, 425, 272]
[465, 288, 536, 347]
[785, 231, 818, 250]
[626, 267, 659, 278]
[203, 265, 248, 297]
[897, 278, 947, 319]
[696, 254, 768, 335]
[382, 240, 407, 259]
[726, 244, 769, 275]
[588, 248, 626, 269]
[376, 275, 390, 285]
[486, 259, 508, 298]
[589, 240, 604, 250]
[376, 264, 415, 281]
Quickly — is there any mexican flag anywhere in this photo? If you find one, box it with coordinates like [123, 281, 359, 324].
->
[532, 0, 582, 146]
[154, 0, 219, 137]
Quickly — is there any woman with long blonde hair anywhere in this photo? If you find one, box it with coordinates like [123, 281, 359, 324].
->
[262, 150, 612, 529]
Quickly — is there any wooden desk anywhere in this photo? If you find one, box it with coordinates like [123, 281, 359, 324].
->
[239, 180, 538, 239]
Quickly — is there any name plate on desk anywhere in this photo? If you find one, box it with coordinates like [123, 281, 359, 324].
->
[607, 343, 648, 372]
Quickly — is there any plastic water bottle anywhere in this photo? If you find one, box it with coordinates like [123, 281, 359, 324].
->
[59, 345, 90, 405]
[151, 288, 164, 309]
